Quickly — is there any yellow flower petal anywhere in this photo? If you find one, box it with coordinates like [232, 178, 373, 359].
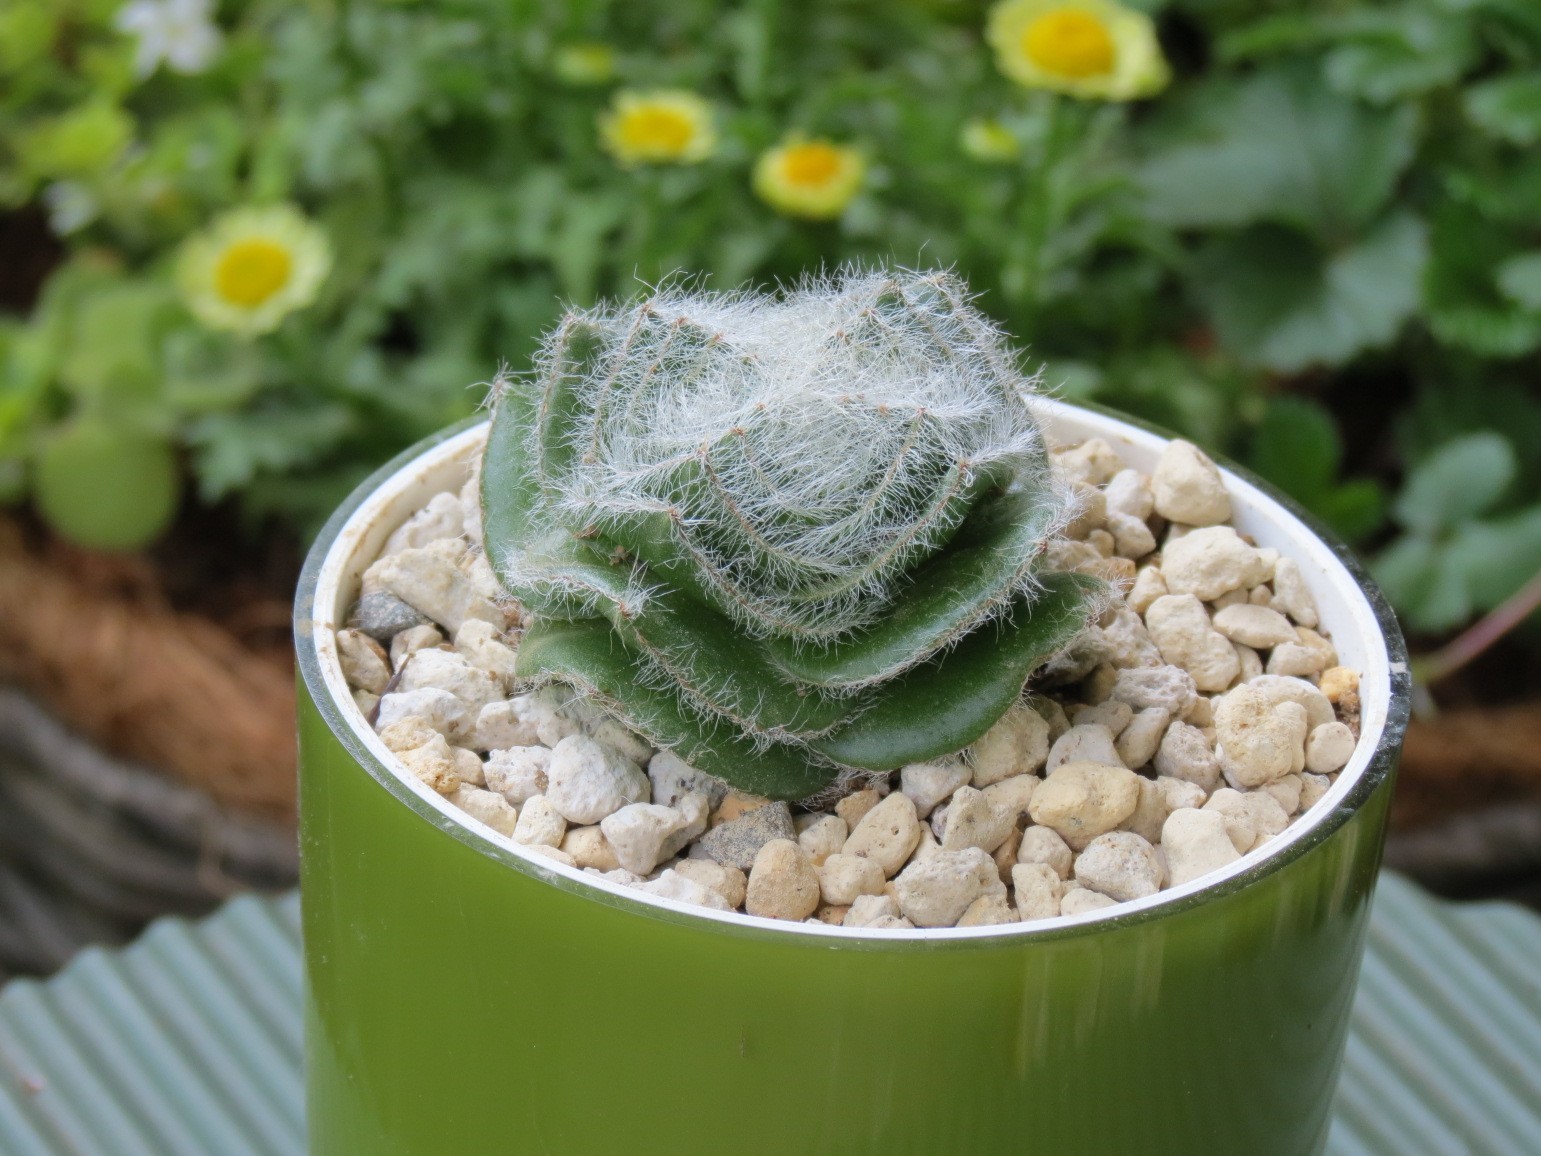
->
[753, 138, 865, 221]
[176, 204, 331, 336]
[599, 90, 716, 166]
[987, 0, 1169, 101]
[960, 118, 1021, 162]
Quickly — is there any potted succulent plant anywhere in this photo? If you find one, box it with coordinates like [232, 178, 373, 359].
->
[296, 269, 1408, 1155]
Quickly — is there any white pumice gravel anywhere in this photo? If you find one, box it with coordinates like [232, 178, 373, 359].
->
[336, 435, 1366, 928]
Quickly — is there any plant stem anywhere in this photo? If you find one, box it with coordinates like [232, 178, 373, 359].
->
[1415, 565, 1541, 687]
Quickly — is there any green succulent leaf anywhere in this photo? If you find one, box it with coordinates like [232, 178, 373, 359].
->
[514, 616, 838, 799]
[810, 573, 1103, 770]
[763, 486, 1061, 688]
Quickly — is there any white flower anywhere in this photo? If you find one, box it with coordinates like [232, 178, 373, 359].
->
[115, 0, 223, 79]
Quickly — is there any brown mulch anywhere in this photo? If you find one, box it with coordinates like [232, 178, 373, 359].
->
[1394, 704, 1541, 829]
[0, 517, 297, 822]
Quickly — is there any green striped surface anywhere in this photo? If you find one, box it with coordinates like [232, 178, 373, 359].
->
[0, 874, 1534, 1155]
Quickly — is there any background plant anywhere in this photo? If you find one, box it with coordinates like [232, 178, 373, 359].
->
[2, 0, 1539, 658]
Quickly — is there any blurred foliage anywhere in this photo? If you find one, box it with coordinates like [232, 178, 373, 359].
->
[0, 0, 1539, 646]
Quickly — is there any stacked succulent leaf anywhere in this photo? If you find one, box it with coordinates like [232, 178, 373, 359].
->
[481, 270, 1104, 798]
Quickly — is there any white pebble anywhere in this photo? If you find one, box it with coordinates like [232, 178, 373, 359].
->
[1145, 594, 1241, 693]
[1011, 862, 1064, 921]
[939, 786, 1015, 854]
[1047, 724, 1124, 771]
[483, 745, 551, 805]
[396, 648, 503, 714]
[648, 749, 727, 809]
[1271, 558, 1320, 628]
[471, 698, 541, 751]
[1299, 772, 1331, 811]
[1306, 722, 1357, 773]
[376, 688, 472, 745]
[844, 894, 903, 929]
[968, 703, 1050, 785]
[562, 826, 620, 871]
[1017, 826, 1074, 879]
[1204, 788, 1289, 853]
[1116, 707, 1170, 769]
[382, 491, 465, 555]
[1108, 512, 1157, 559]
[1127, 566, 1169, 616]
[634, 869, 732, 911]
[671, 859, 747, 908]
[980, 774, 1038, 827]
[449, 785, 519, 836]
[376, 542, 502, 635]
[1212, 604, 1298, 649]
[1152, 440, 1231, 526]
[452, 619, 518, 687]
[336, 629, 391, 694]
[1104, 468, 1154, 520]
[1111, 665, 1199, 717]
[1162, 527, 1270, 602]
[1074, 831, 1164, 901]
[545, 734, 649, 824]
[389, 624, 442, 670]
[1099, 608, 1164, 669]
[796, 813, 848, 866]
[1153, 720, 1221, 791]
[1214, 684, 1310, 788]
[900, 760, 971, 817]
[602, 803, 692, 875]
[893, 847, 1005, 928]
[818, 854, 887, 906]
[513, 795, 567, 848]
[1059, 887, 1118, 916]
[1161, 808, 1241, 886]
[842, 793, 922, 878]
[1264, 774, 1303, 816]
[1029, 761, 1142, 850]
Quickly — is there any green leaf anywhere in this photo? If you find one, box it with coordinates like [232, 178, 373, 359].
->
[1195, 213, 1428, 372]
[1466, 72, 1541, 146]
[1139, 64, 1418, 240]
[810, 574, 1102, 769]
[1425, 205, 1541, 357]
[33, 422, 180, 552]
[1249, 396, 1340, 502]
[514, 617, 837, 800]
[1373, 534, 1471, 632]
[1323, 9, 1478, 105]
[58, 281, 181, 415]
[1316, 480, 1387, 544]
[1393, 432, 1516, 535]
[1497, 251, 1541, 312]
[185, 405, 353, 502]
[1448, 505, 1541, 610]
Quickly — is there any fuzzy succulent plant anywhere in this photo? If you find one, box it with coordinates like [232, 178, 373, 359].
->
[480, 269, 1105, 800]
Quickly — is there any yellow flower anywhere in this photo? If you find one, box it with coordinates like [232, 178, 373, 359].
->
[177, 204, 331, 336]
[599, 90, 716, 166]
[752, 138, 865, 221]
[960, 118, 1020, 162]
[553, 42, 615, 87]
[986, 0, 1169, 101]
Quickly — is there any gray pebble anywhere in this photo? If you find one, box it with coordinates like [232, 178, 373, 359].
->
[349, 591, 430, 643]
[691, 802, 796, 871]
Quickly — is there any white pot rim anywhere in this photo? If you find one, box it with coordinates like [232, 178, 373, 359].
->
[295, 399, 1410, 945]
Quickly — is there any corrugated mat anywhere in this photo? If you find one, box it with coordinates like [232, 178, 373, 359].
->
[0, 874, 1533, 1155]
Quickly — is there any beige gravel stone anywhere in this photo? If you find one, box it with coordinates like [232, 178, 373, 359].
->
[452, 747, 485, 788]
[843, 792, 923, 878]
[647, 749, 728, 809]
[1074, 831, 1165, 901]
[968, 703, 1051, 786]
[378, 716, 440, 755]
[1017, 825, 1074, 879]
[1232, 643, 1264, 684]
[746, 839, 821, 921]
[1247, 675, 1335, 730]
[376, 541, 503, 635]
[1162, 527, 1270, 601]
[1127, 566, 1169, 615]
[1109, 512, 1157, 559]
[835, 789, 884, 829]
[377, 688, 473, 744]
[471, 698, 541, 751]
[1029, 761, 1142, 850]
[1299, 772, 1331, 811]
[1264, 774, 1303, 816]
[546, 734, 649, 825]
[1047, 724, 1123, 771]
[980, 774, 1038, 827]
[1100, 609, 1164, 670]
[382, 491, 465, 555]
[671, 859, 747, 908]
[844, 893, 903, 929]
[1012, 862, 1064, 921]
[992, 827, 1023, 885]
[1271, 558, 1319, 627]
[796, 813, 849, 866]
[389, 624, 443, 670]
[1153, 720, 1221, 791]
[1306, 722, 1357, 773]
[1059, 887, 1118, 916]
[1111, 665, 1199, 717]
[1204, 788, 1289, 853]
[1118, 777, 1170, 845]
[1145, 594, 1241, 693]
[602, 803, 692, 875]
[1055, 438, 1123, 486]
[513, 795, 567, 848]
[1162, 808, 1242, 886]
[1156, 775, 1207, 812]
[1318, 666, 1360, 704]
[1071, 700, 1134, 735]
[1116, 707, 1171, 769]
[818, 854, 887, 906]
[1214, 684, 1310, 788]
[634, 869, 732, 911]
[337, 629, 391, 694]
[449, 785, 519, 836]
[900, 760, 971, 817]
[940, 786, 1015, 853]
[397, 733, 462, 794]
[957, 894, 1016, 926]
[1152, 440, 1231, 526]
[397, 648, 503, 714]
[1212, 604, 1298, 649]
[562, 825, 620, 871]
[452, 619, 518, 688]
[893, 847, 1005, 928]
[1104, 468, 1154, 519]
[1267, 642, 1328, 677]
[483, 745, 551, 805]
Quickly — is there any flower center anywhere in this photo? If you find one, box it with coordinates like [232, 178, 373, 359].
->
[780, 143, 843, 187]
[214, 239, 293, 308]
[1023, 9, 1116, 79]
[618, 107, 695, 155]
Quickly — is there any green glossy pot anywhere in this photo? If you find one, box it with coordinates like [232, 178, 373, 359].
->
[296, 402, 1409, 1155]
